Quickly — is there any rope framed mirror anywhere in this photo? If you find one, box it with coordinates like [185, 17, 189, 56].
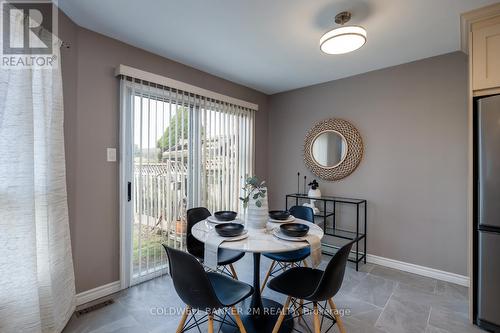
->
[304, 118, 363, 181]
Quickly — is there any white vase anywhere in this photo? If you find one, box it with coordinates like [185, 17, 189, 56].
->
[308, 188, 322, 198]
[245, 187, 268, 229]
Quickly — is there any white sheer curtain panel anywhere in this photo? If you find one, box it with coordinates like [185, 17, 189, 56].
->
[0, 10, 76, 333]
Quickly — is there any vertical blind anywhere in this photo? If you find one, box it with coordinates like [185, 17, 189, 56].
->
[119, 72, 255, 282]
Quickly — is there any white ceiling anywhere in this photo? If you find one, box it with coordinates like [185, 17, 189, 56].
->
[58, 0, 497, 94]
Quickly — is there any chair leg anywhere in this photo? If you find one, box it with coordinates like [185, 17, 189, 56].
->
[229, 264, 239, 280]
[298, 299, 304, 322]
[313, 302, 321, 333]
[208, 313, 214, 333]
[272, 296, 291, 333]
[302, 259, 308, 268]
[176, 306, 190, 333]
[260, 260, 276, 293]
[328, 298, 346, 333]
[231, 306, 247, 333]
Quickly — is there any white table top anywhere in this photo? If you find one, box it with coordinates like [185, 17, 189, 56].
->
[191, 218, 324, 253]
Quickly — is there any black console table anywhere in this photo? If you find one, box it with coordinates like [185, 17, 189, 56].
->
[285, 194, 367, 271]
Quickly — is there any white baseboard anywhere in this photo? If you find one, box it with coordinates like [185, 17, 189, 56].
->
[76, 280, 122, 306]
[366, 254, 469, 287]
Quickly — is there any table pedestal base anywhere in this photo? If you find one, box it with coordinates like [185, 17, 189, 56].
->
[221, 298, 293, 333]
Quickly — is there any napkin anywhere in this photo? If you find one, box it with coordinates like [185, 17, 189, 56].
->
[204, 232, 225, 270]
[305, 234, 322, 268]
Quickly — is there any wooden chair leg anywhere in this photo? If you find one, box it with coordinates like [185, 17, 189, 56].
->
[298, 299, 304, 322]
[228, 264, 239, 280]
[260, 260, 276, 293]
[313, 302, 321, 333]
[302, 259, 308, 268]
[208, 313, 214, 333]
[328, 298, 346, 333]
[231, 306, 247, 333]
[176, 306, 190, 333]
[272, 296, 291, 333]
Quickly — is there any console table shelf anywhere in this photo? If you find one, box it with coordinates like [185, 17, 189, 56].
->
[285, 194, 367, 271]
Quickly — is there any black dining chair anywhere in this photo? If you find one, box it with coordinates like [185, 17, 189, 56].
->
[163, 245, 253, 333]
[187, 207, 245, 279]
[268, 241, 354, 333]
[261, 206, 315, 293]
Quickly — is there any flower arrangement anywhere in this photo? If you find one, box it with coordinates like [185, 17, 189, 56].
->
[308, 179, 319, 190]
[239, 176, 267, 208]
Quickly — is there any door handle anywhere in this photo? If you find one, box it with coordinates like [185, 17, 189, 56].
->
[127, 182, 131, 202]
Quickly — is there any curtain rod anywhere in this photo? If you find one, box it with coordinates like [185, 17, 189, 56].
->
[115, 64, 259, 111]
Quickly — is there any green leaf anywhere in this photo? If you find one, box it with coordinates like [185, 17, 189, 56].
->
[255, 200, 262, 207]
[253, 193, 259, 199]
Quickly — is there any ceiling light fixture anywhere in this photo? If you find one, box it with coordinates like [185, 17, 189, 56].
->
[320, 11, 367, 55]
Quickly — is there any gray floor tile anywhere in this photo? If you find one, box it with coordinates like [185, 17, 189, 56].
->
[349, 308, 383, 327]
[435, 280, 468, 301]
[348, 274, 397, 307]
[375, 293, 431, 333]
[425, 325, 450, 333]
[392, 282, 469, 316]
[428, 305, 487, 333]
[370, 265, 438, 293]
[63, 256, 480, 333]
[333, 294, 382, 318]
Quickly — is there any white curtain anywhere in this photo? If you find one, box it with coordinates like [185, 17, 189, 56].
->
[0, 10, 76, 333]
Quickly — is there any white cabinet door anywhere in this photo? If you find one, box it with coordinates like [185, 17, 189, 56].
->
[473, 16, 500, 90]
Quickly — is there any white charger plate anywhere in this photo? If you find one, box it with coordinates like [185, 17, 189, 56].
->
[207, 216, 243, 224]
[268, 215, 295, 223]
[273, 229, 308, 242]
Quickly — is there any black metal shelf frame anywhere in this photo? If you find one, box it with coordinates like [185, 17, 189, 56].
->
[285, 194, 367, 271]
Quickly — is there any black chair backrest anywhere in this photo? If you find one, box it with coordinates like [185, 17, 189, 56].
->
[163, 245, 222, 310]
[289, 205, 314, 223]
[186, 207, 211, 255]
[308, 241, 355, 301]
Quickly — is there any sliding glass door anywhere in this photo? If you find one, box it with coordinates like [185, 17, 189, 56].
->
[120, 78, 254, 286]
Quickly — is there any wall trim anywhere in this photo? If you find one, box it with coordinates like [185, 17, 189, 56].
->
[75, 281, 122, 306]
[366, 254, 469, 287]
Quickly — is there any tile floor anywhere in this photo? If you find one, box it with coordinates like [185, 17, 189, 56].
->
[63, 254, 485, 333]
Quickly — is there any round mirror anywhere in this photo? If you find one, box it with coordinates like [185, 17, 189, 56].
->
[311, 130, 347, 168]
[304, 118, 363, 181]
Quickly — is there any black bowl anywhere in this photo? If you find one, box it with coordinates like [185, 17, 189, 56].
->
[269, 210, 291, 220]
[280, 223, 309, 237]
[215, 223, 244, 237]
[214, 211, 237, 221]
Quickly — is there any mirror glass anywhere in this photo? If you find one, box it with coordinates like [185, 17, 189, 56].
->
[311, 131, 347, 168]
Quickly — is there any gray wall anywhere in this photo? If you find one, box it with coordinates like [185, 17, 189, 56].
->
[58, 12, 268, 293]
[59, 7, 468, 291]
[267, 52, 468, 275]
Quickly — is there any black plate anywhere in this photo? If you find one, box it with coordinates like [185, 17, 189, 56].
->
[269, 210, 291, 220]
[280, 223, 309, 237]
[215, 223, 244, 237]
[214, 211, 237, 221]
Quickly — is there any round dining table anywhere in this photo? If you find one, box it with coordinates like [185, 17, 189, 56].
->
[192, 218, 324, 333]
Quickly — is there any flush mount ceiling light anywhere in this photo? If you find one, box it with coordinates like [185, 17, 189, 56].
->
[320, 11, 367, 55]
